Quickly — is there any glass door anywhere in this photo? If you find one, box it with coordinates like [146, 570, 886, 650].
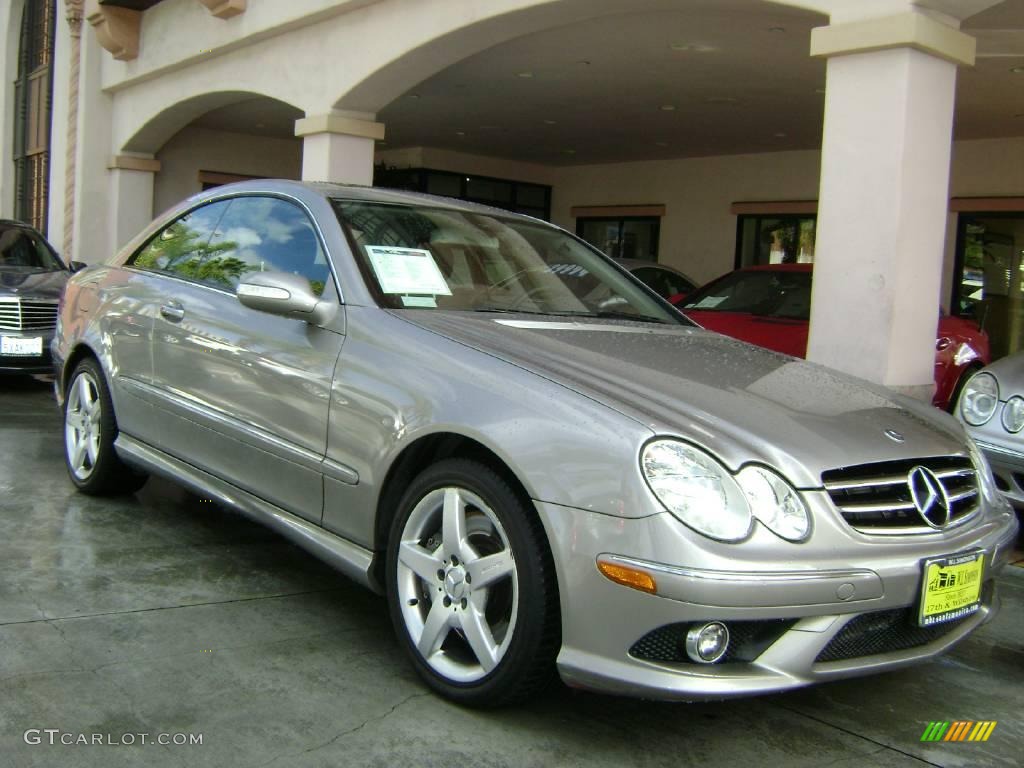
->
[953, 214, 1024, 360]
[735, 215, 817, 267]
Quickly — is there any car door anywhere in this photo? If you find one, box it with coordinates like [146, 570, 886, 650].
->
[147, 194, 344, 523]
[116, 200, 233, 449]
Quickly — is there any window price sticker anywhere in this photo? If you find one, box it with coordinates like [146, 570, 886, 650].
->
[365, 246, 452, 296]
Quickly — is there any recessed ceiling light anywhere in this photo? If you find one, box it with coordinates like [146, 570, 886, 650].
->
[660, 104, 676, 112]
[774, 132, 788, 138]
[517, 71, 534, 78]
[562, 149, 576, 155]
[455, 130, 466, 137]
[543, 119, 557, 125]
[705, 96, 737, 104]
[1011, 66, 1024, 74]
[670, 43, 717, 52]
[408, 93, 421, 99]
[768, 26, 786, 33]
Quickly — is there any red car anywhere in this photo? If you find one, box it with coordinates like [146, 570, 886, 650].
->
[678, 264, 989, 411]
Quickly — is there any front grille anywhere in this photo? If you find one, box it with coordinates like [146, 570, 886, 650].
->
[815, 581, 993, 663]
[0, 297, 58, 332]
[822, 456, 979, 534]
[629, 619, 796, 664]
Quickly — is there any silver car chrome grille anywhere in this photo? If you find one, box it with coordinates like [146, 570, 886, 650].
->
[0, 297, 59, 332]
[822, 456, 979, 534]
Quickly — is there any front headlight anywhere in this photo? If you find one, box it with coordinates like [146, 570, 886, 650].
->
[1001, 396, 1024, 433]
[641, 441, 753, 542]
[736, 466, 810, 541]
[959, 372, 999, 426]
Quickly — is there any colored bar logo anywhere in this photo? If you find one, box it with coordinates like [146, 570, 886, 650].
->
[921, 721, 997, 742]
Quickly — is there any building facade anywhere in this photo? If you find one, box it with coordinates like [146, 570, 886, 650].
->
[2, 0, 1023, 398]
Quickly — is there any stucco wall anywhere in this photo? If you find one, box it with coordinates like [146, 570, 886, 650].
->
[153, 125, 302, 215]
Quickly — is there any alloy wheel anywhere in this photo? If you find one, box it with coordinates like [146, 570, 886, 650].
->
[65, 371, 102, 481]
[395, 486, 519, 683]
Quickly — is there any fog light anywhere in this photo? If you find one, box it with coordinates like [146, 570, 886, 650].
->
[685, 621, 730, 663]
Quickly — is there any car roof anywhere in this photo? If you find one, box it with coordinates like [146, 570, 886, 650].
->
[193, 179, 543, 222]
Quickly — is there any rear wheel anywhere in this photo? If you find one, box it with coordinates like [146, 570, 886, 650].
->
[386, 459, 559, 707]
[63, 358, 148, 495]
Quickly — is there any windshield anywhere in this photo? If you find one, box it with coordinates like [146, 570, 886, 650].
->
[332, 200, 685, 324]
[681, 269, 812, 320]
[0, 225, 64, 272]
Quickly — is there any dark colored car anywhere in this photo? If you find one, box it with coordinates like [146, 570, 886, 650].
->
[618, 258, 697, 303]
[680, 264, 990, 411]
[0, 220, 70, 375]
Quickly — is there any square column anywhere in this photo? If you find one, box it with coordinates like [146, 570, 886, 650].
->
[805, 12, 976, 401]
[107, 154, 159, 252]
[295, 113, 385, 187]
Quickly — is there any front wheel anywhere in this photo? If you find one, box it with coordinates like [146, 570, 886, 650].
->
[63, 358, 148, 495]
[386, 459, 559, 707]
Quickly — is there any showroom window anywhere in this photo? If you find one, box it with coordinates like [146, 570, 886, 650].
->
[13, 0, 55, 234]
[951, 209, 1024, 361]
[735, 214, 817, 267]
[374, 167, 552, 220]
[576, 216, 660, 262]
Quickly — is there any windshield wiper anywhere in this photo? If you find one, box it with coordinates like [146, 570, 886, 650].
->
[548, 309, 669, 324]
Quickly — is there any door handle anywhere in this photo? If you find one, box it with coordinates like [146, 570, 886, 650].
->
[160, 302, 185, 323]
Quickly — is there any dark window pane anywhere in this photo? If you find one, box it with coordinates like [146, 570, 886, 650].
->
[426, 173, 462, 198]
[515, 185, 547, 208]
[620, 220, 658, 261]
[466, 178, 512, 204]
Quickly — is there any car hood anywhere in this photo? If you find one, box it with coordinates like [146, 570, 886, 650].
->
[0, 269, 68, 299]
[398, 311, 969, 488]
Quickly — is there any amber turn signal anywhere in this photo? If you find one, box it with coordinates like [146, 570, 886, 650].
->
[597, 560, 657, 594]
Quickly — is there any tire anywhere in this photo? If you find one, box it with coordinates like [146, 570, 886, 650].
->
[63, 358, 148, 495]
[386, 459, 559, 707]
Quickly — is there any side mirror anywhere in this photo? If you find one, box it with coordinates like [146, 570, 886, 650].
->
[69, 261, 88, 273]
[236, 271, 336, 325]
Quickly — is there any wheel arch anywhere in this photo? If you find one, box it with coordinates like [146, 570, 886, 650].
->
[372, 431, 540, 580]
[60, 342, 101, 399]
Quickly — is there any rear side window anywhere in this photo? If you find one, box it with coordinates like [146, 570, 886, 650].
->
[205, 197, 331, 295]
[128, 201, 231, 283]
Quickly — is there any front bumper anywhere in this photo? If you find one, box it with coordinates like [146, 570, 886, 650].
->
[536, 498, 1019, 701]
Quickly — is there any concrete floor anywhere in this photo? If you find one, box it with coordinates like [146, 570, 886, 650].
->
[1, 375, 1022, 768]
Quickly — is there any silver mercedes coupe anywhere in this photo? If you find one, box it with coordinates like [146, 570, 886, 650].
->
[53, 180, 1019, 707]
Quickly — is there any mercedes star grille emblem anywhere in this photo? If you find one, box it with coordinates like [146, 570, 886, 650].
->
[908, 466, 951, 528]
